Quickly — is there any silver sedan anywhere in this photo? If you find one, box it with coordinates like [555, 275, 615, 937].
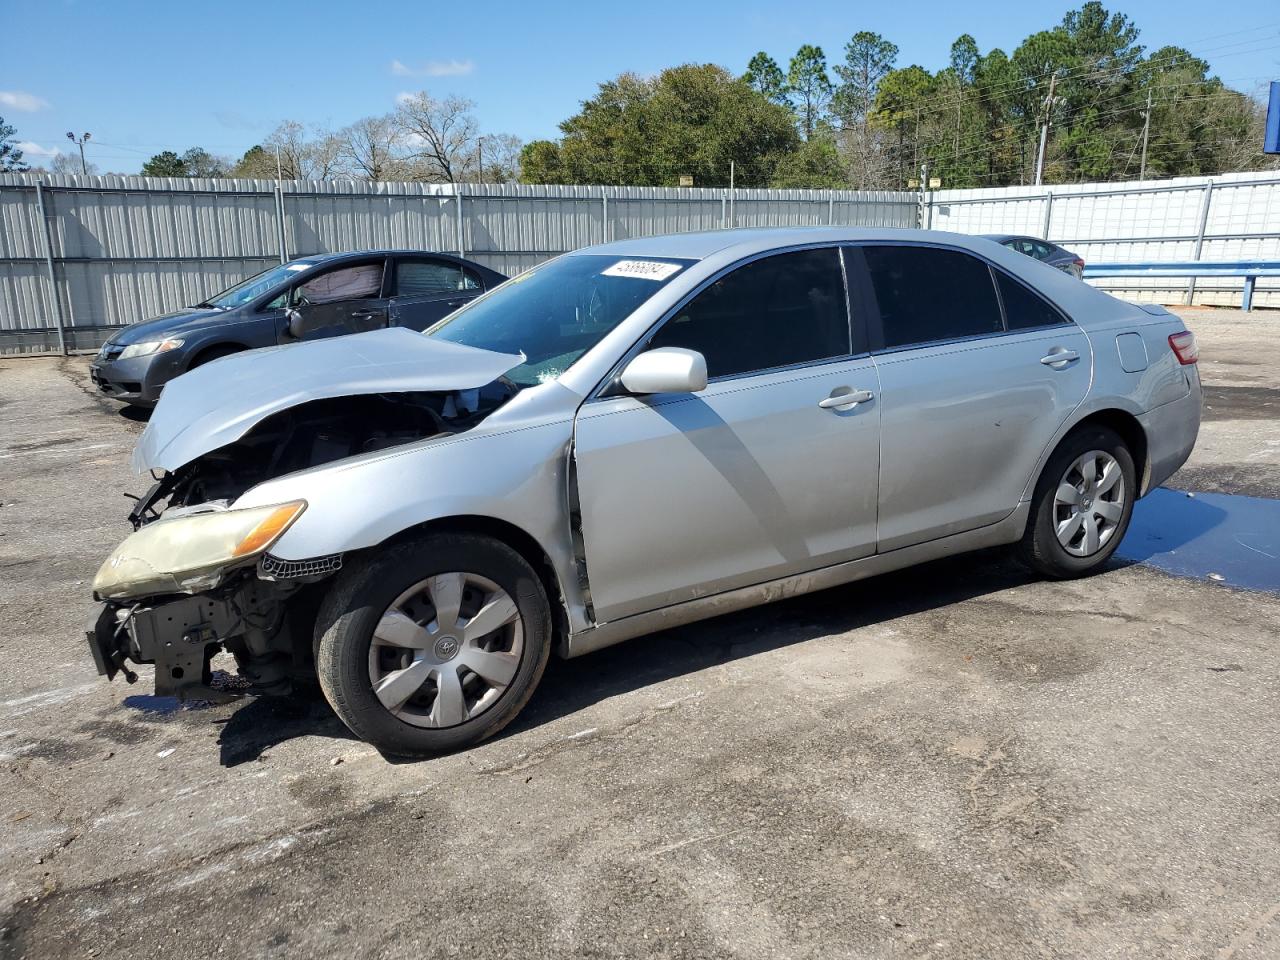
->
[87, 228, 1201, 756]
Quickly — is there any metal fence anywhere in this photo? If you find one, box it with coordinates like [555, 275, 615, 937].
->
[926, 170, 1280, 309]
[0, 175, 916, 354]
[3, 169, 1277, 356]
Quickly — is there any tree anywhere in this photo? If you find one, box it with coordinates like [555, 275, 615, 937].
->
[475, 132, 523, 183]
[521, 65, 799, 187]
[519, 140, 566, 184]
[788, 45, 832, 138]
[141, 150, 187, 176]
[180, 147, 228, 178]
[743, 52, 789, 106]
[395, 91, 480, 183]
[338, 113, 402, 181]
[51, 152, 98, 175]
[0, 116, 28, 172]
[833, 32, 899, 187]
[231, 145, 277, 178]
[770, 136, 844, 188]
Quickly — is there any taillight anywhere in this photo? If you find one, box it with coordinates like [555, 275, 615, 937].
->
[1073, 257, 1085, 268]
[1168, 330, 1198, 365]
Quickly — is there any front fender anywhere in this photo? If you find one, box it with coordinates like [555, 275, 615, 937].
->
[231, 417, 586, 628]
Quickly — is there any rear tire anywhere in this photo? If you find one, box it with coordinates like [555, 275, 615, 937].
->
[1017, 425, 1136, 579]
[315, 534, 551, 757]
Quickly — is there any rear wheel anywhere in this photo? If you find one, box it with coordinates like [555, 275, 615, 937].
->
[1018, 426, 1136, 579]
[315, 534, 551, 756]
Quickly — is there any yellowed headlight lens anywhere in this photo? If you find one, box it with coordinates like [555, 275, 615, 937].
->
[92, 500, 306, 599]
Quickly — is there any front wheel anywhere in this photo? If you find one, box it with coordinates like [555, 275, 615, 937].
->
[1017, 426, 1136, 579]
[315, 534, 552, 757]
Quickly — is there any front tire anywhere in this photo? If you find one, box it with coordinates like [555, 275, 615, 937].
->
[315, 534, 552, 757]
[1017, 425, 1136, 579]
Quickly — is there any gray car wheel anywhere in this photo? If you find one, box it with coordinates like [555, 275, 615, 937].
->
[316, 533, 552, 757]
[1017, 425, 1136, 579]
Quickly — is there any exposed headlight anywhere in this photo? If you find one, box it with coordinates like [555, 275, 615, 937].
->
[92, 501, 306, 600]
[118, 338, 184, 360]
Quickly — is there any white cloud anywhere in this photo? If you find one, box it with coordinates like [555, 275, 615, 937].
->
[390, 59, 474, 78]
[0, 91, 51, 112]
[395, 91, 417, 105]
[16, 141, 59, 160]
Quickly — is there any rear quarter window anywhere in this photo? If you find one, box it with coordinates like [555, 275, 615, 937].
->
[863, 246, 1003, 349]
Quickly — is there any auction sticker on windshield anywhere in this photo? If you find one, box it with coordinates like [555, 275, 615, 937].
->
[601, 260, 682, 281]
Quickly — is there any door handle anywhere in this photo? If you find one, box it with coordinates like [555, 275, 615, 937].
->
[350, 310, 375, 319]
[819, 388, 874, 409]
[1040, 348, 1080, 367]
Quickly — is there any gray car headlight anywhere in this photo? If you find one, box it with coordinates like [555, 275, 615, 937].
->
[118, 338, 184, 360]
[92, 501, 306, 600]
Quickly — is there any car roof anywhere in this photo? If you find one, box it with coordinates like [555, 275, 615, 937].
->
[572, 227, 1016, 262]
[291, 249, 479, 265]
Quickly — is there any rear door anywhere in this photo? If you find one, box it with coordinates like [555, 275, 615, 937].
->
[573, 247, 881, 622]
[851, 244, 1091, 552]
[285, 258, 389, 341]
[389, 256, 486, 331]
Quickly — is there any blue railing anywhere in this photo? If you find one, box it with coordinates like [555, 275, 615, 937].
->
[1084, 260, 1280, 311]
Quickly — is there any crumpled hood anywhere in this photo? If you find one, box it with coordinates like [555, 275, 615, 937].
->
[133, 328, 523, 473]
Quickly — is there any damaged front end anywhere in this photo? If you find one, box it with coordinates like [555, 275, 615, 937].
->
[87, 329, 526, 702]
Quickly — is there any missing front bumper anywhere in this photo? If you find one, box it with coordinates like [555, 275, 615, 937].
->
[87, 578, 294, 701]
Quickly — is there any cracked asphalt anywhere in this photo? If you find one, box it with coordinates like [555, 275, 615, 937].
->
[1, 308, 1279, 959]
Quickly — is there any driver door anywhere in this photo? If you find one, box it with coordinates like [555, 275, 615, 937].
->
[283, 258, 389, 342]
[573, 247, 881, 623]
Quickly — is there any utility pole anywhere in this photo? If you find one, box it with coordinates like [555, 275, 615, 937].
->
[1033, 72, 1058, 187]
[1139, 88, 1153, 180]
[275, 144, 283, 180]
[476, 137, 484, 185]
[65, 131, 91, 175]
[729, 159, 735, 228]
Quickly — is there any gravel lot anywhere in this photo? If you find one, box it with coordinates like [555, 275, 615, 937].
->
[1, 308, 1278, 960]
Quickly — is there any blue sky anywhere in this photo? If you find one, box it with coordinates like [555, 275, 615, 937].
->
[4, 0, 1279, 173]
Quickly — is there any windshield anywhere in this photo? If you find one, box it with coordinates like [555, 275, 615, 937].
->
[428, 255, 692, 387]
[203, 261, 314, 309]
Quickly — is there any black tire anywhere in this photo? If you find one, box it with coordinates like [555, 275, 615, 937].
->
[315, 533, 552, 757]
[189, 344, 243, 369]
[1017, 425, 1136, 579]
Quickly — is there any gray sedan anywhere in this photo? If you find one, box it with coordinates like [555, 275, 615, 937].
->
[89, 250, 505, 407]
[87, 228, 1201, 757]
[986, 234, 1086, 279]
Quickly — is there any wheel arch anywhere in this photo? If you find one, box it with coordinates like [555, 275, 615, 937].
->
[186, 340, 250, 370]
[376, 514, 572, 654]
[1021, 404, 1152, 508]
[1063, 408, 1150, 495]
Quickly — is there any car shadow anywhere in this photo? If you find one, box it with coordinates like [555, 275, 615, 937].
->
[213, 546, 1141, 766]
[500, 548, 1044, 742]
[216, 683, 358, 767]
[118, 404, 151, 423]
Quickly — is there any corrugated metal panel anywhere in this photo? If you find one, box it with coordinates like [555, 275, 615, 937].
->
[4, 170, 1276, 353]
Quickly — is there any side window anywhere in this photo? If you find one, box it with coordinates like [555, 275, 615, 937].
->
[646, 248, 850, 379]
[396, 260, 482, 297]
[1032, 241, 1054, 260]
[294, 263, 383, 305]
[997, 272, 1068, 330]
[863, 246, 1003, 349]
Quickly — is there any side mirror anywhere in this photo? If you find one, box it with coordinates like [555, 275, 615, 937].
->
[619, 347, 708, 395]
[286, 307, 305, 339]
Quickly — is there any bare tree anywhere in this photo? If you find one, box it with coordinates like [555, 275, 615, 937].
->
[51, 152, 98, 175]
[395, 91, 479, 183]
[339, 113, 402, 181]
[472, 132, 523, 183]
[261, 121, 344, 180]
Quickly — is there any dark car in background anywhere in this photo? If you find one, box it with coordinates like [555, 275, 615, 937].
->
[90, 250, 506, 407]
[985, 235, 1085, 279]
